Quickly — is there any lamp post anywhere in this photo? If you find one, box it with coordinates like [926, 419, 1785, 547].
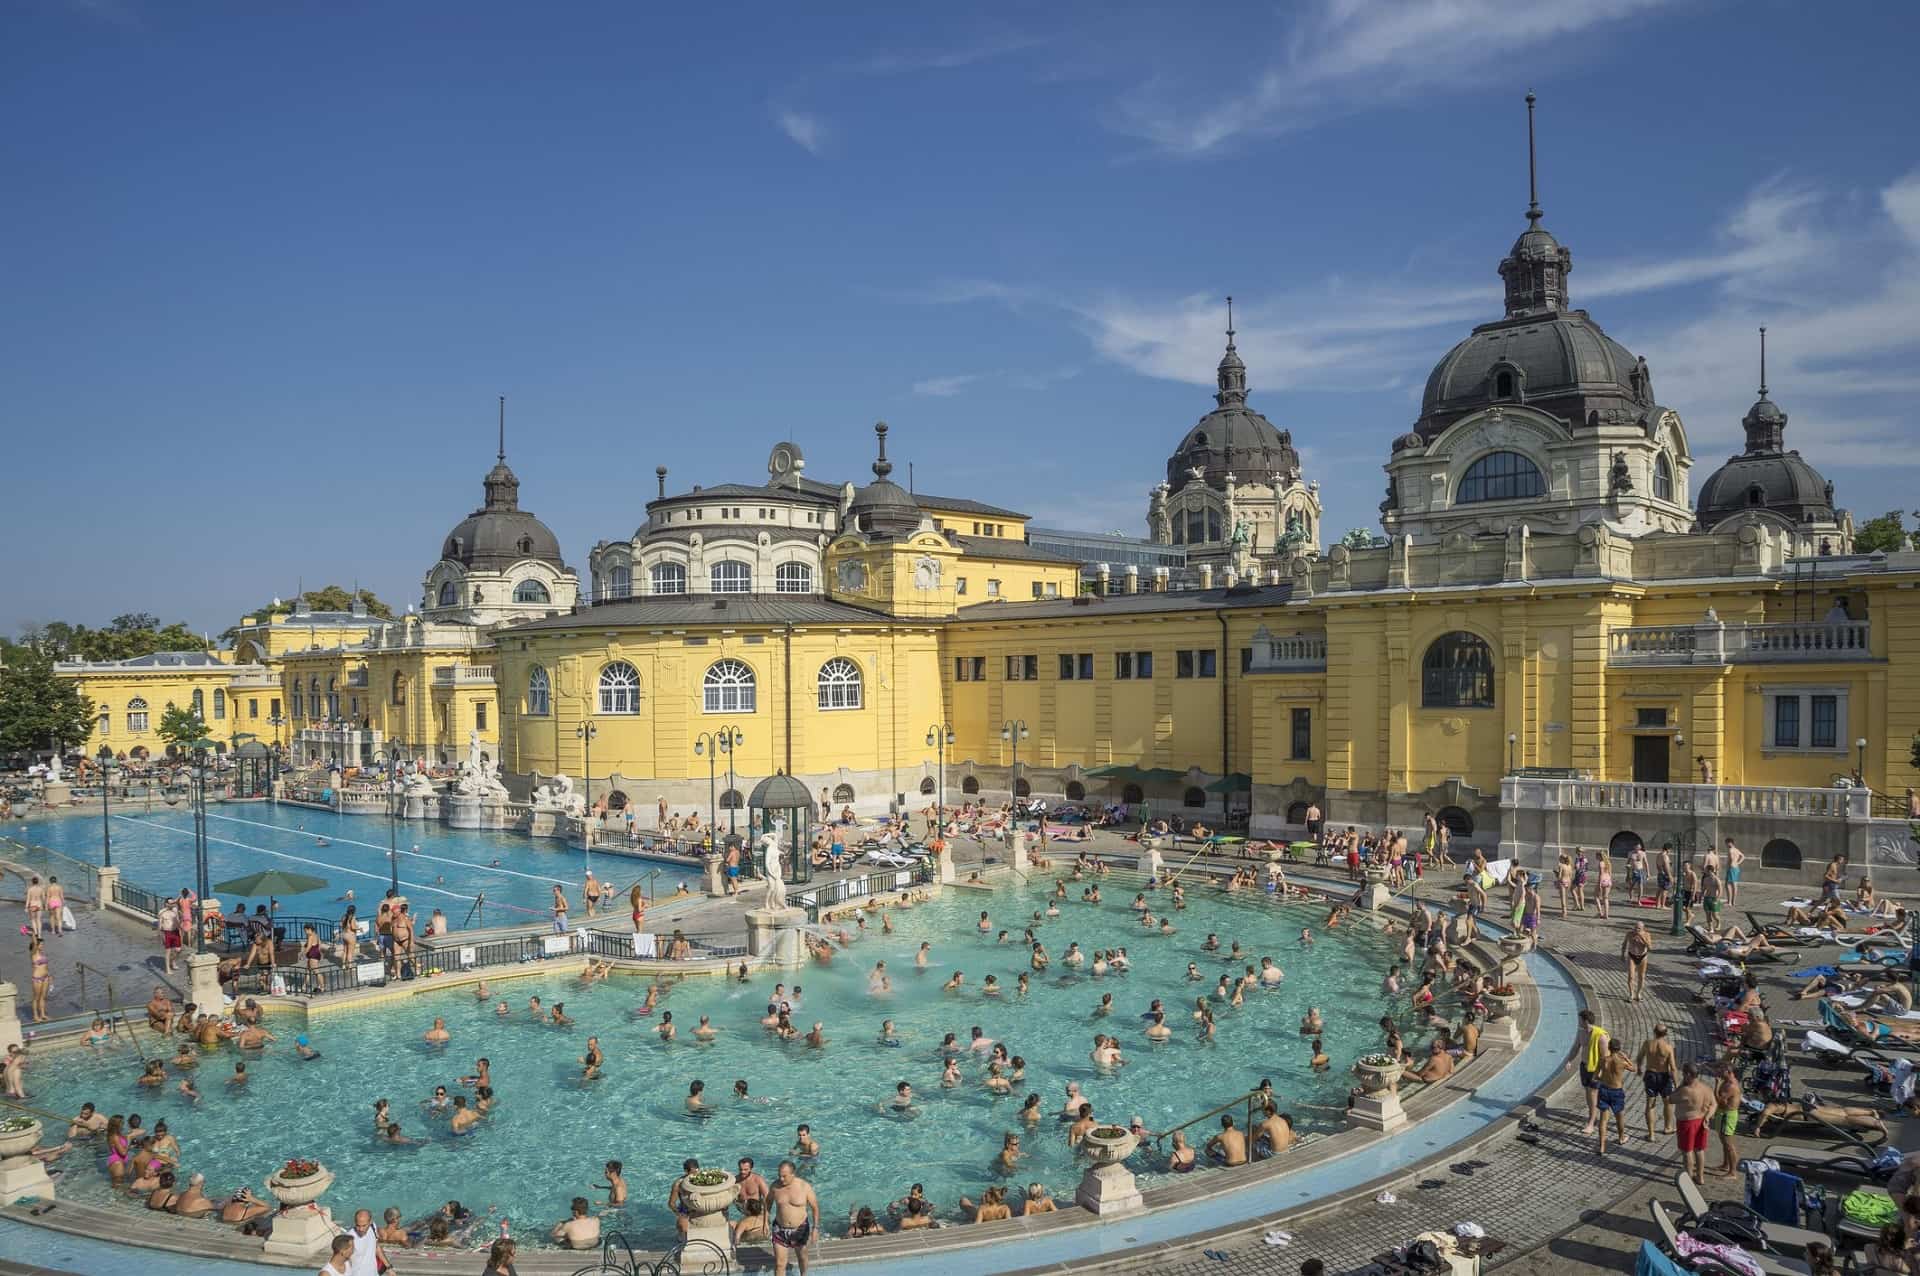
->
[189, 738, 214, 950]
[96, 745, 114, 868]
[1000, 719, 1029, 806]
[1507, 732, 1517, 774]
[1672, 733, 1689, 937]
[577, 721, 597, 860]
[377, 749, 400, 896]
[694, 728, 746, 836]
[925, 723, 955, 836]
[1856, 737, 1869, 788]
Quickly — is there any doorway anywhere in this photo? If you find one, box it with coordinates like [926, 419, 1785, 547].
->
[1632, 735, 1670, 784]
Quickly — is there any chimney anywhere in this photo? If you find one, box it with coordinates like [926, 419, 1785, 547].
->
[1124, 565, 1140, 595]
[656, 466, 668, 499]
[1199, 564, 1214, 590]
[1153, 567, 1170, 593]
[1222, 567, 1237, 588]
[1096, 562, 1111, 595]
[1269, 568, 1282, 586]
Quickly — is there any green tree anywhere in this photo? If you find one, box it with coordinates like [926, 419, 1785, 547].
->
[1339, 528, 1378, 549]
[223, 586, 392, 640]
[1855, 511, 1909, 554]
[157, 703, 212, 753]
[0, 651, 95, 756]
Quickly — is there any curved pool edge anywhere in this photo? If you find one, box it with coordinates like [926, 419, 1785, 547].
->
[0, 893, 1585, 1276]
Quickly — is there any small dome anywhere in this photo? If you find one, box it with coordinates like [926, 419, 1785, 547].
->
[846, 422, 926, 537]
[1166, 308, 1302, 492]
[1695, 382, 1835, 532]
[748, 770, 813, 811]
[440, 458, 566, 570]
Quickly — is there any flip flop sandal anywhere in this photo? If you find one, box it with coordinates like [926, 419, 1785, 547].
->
[1449, 1162, 1477, 1175]
[1417, 1178, 1448, 1190]
[1517, 1132, 1541, 1144]
[1203, 1250, 1230, 1262]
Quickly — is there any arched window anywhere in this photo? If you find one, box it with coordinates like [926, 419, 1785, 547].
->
[1065, 780, 1086, 801]
[127, 697, 149, 732]
[720, 788, 744, 810]
[1014, 777, 1032, 797]
[919, 777, 936, 795]
[513, 579, 550, 605]
[1121, 783, 1144, 804]
[1495, 370, 1515, 398]
[526, 666, 551, 716]
[832, 783, 855, 804]
[598, 661, 641, 715]
[774, 562, 814, 594]
[212, 689, 225, 720]
[962, 775, 981, 795]
[1286, 801, 1310, 824]
[191, 689, 205, 717]
[703, 659, 756, 713]
[650, 562, 687, 596]
[1436, 806, 1474, 837]
[1422, 632, 1495, 708]
[606, 566, 632, 601]
[816, 657, 862, 710]
[1608, 830, 1642, 859]
[1206, 510, 1221, 541]
[391, 672, 406, 705]
[437, 580, 458, 607]
[606, 790, 629, 811]
[1182, 786, 1207, 808]
[1654, 453, 1674, 502]
[710, 561, 752, 594]
[291, 689, 303, 717]
[1761, 838, 1802, 870]
[1456, 451, 1545, 504]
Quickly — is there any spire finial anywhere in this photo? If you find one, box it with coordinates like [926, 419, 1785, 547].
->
[872, 421, 893, 480]
[497, 395, 506, 462]
[1525, 91, 1541, 226]
[1225, 295, 1236, 349]
[1758, 326, 1768, 398]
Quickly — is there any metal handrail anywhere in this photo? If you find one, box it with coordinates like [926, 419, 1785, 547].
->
[1148, 1085, 1272, 1147]
[73, 961, 118, 1013]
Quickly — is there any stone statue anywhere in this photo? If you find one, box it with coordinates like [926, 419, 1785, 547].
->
[1380, 476, 1398, 513]
[913, 555, 941, 590]
[760, 831, 786, 910]
[1609, 451, 1634, 494]
[467, 729, 484, 776]
[402, 768, 435, 799]
[532, 772, 586, 817]
[1147, 483, 1170, 543]
[46, 752, 62, 783]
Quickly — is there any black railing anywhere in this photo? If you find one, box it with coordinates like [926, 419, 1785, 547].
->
[795, 859, 933, 918]
[111, 877, 168, 919]
[0, 837, 99, 901]
[419, 933, 545, 971]
[577, 929, 746, 961]
[217, 914, 343, 955]
[235, 961, 374, 998]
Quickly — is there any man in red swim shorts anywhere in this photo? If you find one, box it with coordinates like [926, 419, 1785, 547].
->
[1674, 1061, 1714, 1183]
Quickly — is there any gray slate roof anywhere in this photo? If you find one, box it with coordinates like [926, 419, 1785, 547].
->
[914, 492, 1027, 520]
[955, 583, 1293, 621]
[953, 535, 1081, 564]
[512, 596, 908, 631]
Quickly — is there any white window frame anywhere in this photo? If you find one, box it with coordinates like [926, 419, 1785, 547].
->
[704, 659, 756, 714]
[605, 565, 632, 600]
[1760, 685, 1849, 753]
[774, 562, 814, 594]
[527, 665, 551, 717]
[710, 561, 752, 594]
[816, 657, 862, 710]
[650, 562, 687, 596]
[598, 661, 642, 715]
[513, 578, 551, 605]
[127, 697, 149, 733]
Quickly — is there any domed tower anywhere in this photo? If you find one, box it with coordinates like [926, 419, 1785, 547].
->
[844, 422, 928, 539]
[1382, 95, 1693, 542]
[1150, 298, 1322, 577]
[424, 398, 579, 624]
[1695, 328, 1850, 555]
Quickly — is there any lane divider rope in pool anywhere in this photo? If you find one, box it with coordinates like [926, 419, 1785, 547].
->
[110, 814, 474, 903]
[205, 812, 571, 887]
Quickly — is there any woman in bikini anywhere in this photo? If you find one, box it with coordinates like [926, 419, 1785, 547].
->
[105, 1114, 130, 1187]
[28, 935, 51, 1023]
[1595, 854, 1614, 920]
[303, 923, 324, 995]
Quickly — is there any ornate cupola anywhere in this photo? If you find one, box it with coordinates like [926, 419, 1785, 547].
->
[1497, 95, 1572, 318]
[1214, 295, 1248, 408]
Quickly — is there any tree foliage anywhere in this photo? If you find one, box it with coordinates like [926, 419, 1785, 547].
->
[1854, 511, 1920, 555]
[157, 704, 211, 752]
[0, 651, 95, 755]
[14, 615, 209, 662]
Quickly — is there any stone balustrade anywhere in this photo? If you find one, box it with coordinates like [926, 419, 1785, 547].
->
[1608, 619, 1873, 665]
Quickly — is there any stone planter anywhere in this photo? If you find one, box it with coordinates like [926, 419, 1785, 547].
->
[1484, 990, 1520, 1022]
[1499, 934, 1533, 958]
[1354, 1056, 1403, 1094]
[1363, 866, 1389, 885]
[0, 1120, 40, 1161]
[267, 1165, 334, 1207]
[263, 1164, 336, 1258]
[680, 1171, 737, 1258]
[0, 1118, 53, 1205]
[1080, 1126, 1139, 1166]
[1076, 1128, 1143, 1216]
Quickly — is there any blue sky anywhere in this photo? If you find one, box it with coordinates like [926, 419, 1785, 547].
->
[6, 0, 1919, 635]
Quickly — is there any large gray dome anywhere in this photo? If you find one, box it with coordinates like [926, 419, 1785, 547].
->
[440, 459, 567, 570]
[1415, 309, 1653, 441]
[1695, 385, 1836, 531]
[1166, 315, 1301, 492]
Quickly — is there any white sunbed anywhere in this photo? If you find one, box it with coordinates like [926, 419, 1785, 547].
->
[862, 848, 918, 868]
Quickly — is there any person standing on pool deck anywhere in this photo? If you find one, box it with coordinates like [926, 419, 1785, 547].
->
[770, 1159, 819, 1275]
[1637, 1025, 1677, 1139]
[1724, 838, 1745, 904]
[1577, 1008, 1608, 1135]
[1593, 1041, 1636, 1154]
[1621, 922, 1652, 1003]
[1712, 1061, 1743, 1179]
[551, 884, 569, 934]
[345, 1208, 386, 1276]
[1674, 1063, 1713, 1184]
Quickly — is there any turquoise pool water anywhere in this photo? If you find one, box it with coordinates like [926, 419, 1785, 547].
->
[20, 803, 697, 927]
[24, 877, 1419, 1250]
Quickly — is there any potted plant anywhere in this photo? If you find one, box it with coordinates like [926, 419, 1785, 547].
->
[1484, 983, 1520, 1020]
[0, 1115, 41, 1160]
[1498, 933, 1533, 958]
[267, 1158, 334, 1206]
[1354, 1052, 1403, 1093]
[681, 1167, 737, 1217]
[1081, 1124, 1139, 1165]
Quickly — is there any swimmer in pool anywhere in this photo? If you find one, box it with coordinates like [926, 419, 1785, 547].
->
[425, 1017, 451, 1045]
[793, 1124, 820, 1158]
[295, 1035, 320, 1061]
[915, 943, 931, 969]
[428, 1086, 451, 1114]
[450, 1098, 478, 1134]
[943, 972, 964, 991]
[495, 1001, 510, 1017]
[686, 1080, 707, 1114]
[656, 1013, 675, 1042]
[941, 1058, 962, 1088]
[868, 962, 891, 995]
[694, 1016, 717, 1041]
[580, 1037, 604, 1080]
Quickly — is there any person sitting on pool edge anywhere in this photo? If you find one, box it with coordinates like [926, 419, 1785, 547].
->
[551, 1195, 600, 1249]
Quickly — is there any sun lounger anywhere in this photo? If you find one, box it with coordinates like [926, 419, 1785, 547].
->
[1650, 1200, 1810, 1276]
[1674, 1171, 1827, 1256]
[1762, 1143, 1889, 1184]
[861, 848, 918, 868]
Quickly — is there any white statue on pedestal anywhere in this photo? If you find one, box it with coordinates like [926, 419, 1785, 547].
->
[46, 752, 63, 783]
[532, 772, 586, 817]
[760, 831, 786, 910]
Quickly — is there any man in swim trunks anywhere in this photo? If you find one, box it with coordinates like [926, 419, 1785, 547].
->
[1620, 923, 1653, 1004]
[1712, 1062, 1743, 1178]
[1636, 1025, 1677, 1138]
[769, 1159, 819, 1275]
[1576, 1008, 1609, 1135]
[1674, 1062, 1713, 1183]
[1593, 1041, 1636, 1154]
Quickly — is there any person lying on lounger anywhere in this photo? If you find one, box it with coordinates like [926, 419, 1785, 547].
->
[1753, 1099, 1888, 1138]
[1837, 1006, 1920, 1044]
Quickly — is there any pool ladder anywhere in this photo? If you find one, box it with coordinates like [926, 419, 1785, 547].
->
[568, 1234, 729, 1276]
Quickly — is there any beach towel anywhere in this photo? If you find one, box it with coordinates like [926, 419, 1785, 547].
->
[1754, 1169, 1801, 1227]
[1636, 1240, 1689, 1276]
[1790, 965, 1839, 979]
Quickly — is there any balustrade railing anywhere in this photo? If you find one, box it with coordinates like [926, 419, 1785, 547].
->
[1249, 632, 1329, 671]
[1508, 777, 1867, 821]
[1609, 619, 1874, 665]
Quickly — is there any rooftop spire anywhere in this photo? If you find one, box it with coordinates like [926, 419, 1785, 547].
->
[497, 395, 506, 462]
[1741, 324, 1788, 453]
[1525, 91, 1541, 226]
[1758, 326, 1769, 398]
[1225, 294, 1236, 350]
[1214, 294, 1248, 408]
[872, 421, 893, 481]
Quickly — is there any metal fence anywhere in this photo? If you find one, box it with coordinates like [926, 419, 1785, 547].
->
[111, 876, 168, 919]
[218, 914, 341, 954]
[577, 928, 747, 961]
[794, 860, 933, 918]
[0, 837, 99, 901]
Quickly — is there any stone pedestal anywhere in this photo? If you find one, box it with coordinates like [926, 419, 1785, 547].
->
[1076, 1160, 1144, 1216]
[703, 855, 727, 899]
[95, 865, 119, 912]
[1361, 869, 1392, 911]
[264, 1205, 336, 1259]
[0, 982, 22, 1054]
[1006, 828, 1029, 880]
[935, 844, 957, 884]
[0, 1120, 54, 1205]
[187, 951, 225, 1013]
[39, 781, 70, 808]
[1483, 1014, 1524, 1050]
[744, 907, 808, 967]
[444, 793, 483, 830]
[1347, 1090, 1408, 1132]
[678, 1174, 738, 1262]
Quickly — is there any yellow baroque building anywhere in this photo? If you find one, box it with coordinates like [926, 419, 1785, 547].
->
[55, 650, 282, 760]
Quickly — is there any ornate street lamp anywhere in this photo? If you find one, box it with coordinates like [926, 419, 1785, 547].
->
[694, 728, 746, 837]
[1000, 719, 1029, 805]
[925, 723, 954, 836]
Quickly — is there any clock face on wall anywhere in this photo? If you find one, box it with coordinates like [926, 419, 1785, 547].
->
[769, 442, 801, 479]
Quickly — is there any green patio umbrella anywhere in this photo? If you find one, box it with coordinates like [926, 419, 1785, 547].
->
[213, 869, 330, 899]
[1203, 773, 1253, 794]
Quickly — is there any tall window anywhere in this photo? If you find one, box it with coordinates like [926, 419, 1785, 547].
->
[710, 561, 752, 594]
[474, 702, 488, 731]
[704, 659, 756, 713]
[650, 562, 687, 595]
[513, 579, 551, 604]
[598, 661, 641, 715]
[1291, 707, 1312, 760]
[527, 666, 551, 716]
[191, 689, 205, 717]
[97, 712, 110, 738]
[438, 580, 458, 607]
[127, 697, 149, 732]
[1810, 694, 1838, 749]
[291, 690, 303, 718]
[606, 566, 632, 600]
[817, 657, 862, 710]
[212, 689, 226, 720]
[1456, 451, 1545, 504]
[774, 562, 814, 594]
[1773, 696, 1801, 748]
[391, 672, 406, 705]
[1422, 631, 1495, 707]
[1654, 453, 1675, 502]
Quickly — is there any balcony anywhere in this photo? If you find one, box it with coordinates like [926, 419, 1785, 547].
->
[432, 665, 496, 687]
[1608, 619, 1873, 666]
[345, 670, 369, 688]
[1246, 630, 1328, 673]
